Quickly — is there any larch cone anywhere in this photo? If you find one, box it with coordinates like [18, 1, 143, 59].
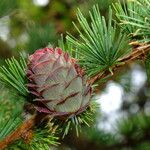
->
[27, 47, 92, 117]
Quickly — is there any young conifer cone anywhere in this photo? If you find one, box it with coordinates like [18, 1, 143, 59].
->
[27, 47, 92, 117]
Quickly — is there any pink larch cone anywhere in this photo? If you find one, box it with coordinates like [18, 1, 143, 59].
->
[27, 47, 92, 117]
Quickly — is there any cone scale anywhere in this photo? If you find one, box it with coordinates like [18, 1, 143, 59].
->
[27, 47, 92, 117]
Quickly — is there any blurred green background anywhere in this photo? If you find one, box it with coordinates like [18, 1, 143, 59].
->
[0, 0, 150, 150]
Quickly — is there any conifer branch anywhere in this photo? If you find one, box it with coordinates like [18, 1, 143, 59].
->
[0, 116, 36, 150]
[1, 3, 150, 149]
[89, 43, 150, 84]
[1, 43, 150, 150]
[0, 113, 57, 150]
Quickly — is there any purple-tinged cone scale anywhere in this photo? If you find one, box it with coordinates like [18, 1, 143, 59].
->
[27, 47, 92, 117]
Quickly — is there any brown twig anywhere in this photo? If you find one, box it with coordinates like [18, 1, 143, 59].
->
[0, 116, 36, 150]
[88, 44, 150, 84]
[1, 44, 150, 149]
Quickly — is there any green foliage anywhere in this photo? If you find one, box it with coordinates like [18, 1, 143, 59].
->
[67, 5, 131, 77]
[117, 114, 150, 140]
[114, 0, 150, 42]
[0, 115, 22, 141]
[58, 35, 80, 61]
[58, 35, 77, 58]
[7, 127, 59, 150]
[135, 142, 150, 150]
[27, 23, 58, 53]
[117, 116, 140, 138]
[91, 0, 115, 10]
[0, 89, 59, 149]
[85, 127, 117, 146]
[0, 0, 18, 18]
[0, 88, 24, 140]
[0, 54, 28, 96]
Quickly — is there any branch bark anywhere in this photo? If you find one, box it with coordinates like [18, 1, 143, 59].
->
[0, 116, 36, 150]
